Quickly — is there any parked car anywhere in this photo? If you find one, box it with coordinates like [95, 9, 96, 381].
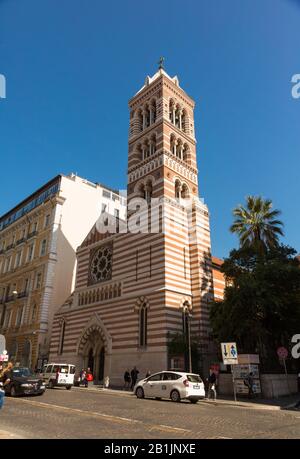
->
[40, 363, 75, 390]
[134, 371, 205, 403]
[4, 367, 46, 397]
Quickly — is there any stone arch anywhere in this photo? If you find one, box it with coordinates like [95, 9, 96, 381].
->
[134, 296, 150, 312]
[76, 313, 112, 383]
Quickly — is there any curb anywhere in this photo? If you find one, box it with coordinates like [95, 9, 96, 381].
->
[72, 386, 292, 410]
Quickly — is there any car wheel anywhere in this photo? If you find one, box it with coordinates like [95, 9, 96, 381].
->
[190, 398, 198, 404]
[10, 386, 17, 397]
[170, 390, 181, 402]
[66, 386, 72, 390]
[136, 387, 144, 399]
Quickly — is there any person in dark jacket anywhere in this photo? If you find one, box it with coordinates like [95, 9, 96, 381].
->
[207, 369, 217, 400]
[130, 366, 139, 390]
[244, 372, 254, 399]
[123, 370, 131, 390]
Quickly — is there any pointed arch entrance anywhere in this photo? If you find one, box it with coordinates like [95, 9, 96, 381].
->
[77, 314, 112, 384]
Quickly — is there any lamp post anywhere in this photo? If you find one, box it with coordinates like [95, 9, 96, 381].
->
[181, 303, 193, 373]
[187, 311, 192, 373]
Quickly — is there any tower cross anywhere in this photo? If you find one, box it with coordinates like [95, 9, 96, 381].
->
[158, 56, 165, 70]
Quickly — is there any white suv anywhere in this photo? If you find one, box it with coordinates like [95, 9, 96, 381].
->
[134, 371, 205, 404]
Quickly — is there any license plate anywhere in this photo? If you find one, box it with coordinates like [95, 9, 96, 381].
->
[193, 384, 200, 389]
[60, 379, 66, 383]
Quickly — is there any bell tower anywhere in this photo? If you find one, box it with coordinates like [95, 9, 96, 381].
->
[127, 62, 199, 203]
[127, 63, 215, 370]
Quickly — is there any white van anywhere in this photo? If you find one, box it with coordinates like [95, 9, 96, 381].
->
[41, 363, 75, 390]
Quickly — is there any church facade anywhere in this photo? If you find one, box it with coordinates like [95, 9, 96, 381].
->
[49, 67, 222, 385]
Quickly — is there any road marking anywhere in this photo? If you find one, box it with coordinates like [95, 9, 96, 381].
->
[8, 398, 191, 434]
[9, 398, 139, 425]
[150, 424, 191, 434]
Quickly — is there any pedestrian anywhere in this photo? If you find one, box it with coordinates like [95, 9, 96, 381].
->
[80, 368, 88, 387]
[86, 367, 93, 387]
[130, 366, 139, 390]
[244, 372, 254, 399]
[123, 369, 131, 390]
[104, 376, 110, 389]
[145, 369, 151, 378]
[207, 369, 217, 401]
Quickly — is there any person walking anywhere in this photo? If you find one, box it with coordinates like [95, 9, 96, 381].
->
[123, 369, 131, 390]
[80, 369, 88, 387]
[207, 369, 217, 401]
[244, 372, 254, 399]
[130, 366, 139, 390]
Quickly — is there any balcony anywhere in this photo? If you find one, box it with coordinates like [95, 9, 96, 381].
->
[6, 243, 15, 251]
[16, 237, 26, 246]
[5, 291, 28, 302]
[27, 230, 38, 240]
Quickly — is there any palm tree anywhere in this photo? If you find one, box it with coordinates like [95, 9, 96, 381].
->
[230, 196, 284, 251]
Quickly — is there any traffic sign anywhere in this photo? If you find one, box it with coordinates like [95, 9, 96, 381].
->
[277, 347, 288, 360]
[221, 342, 238, 365]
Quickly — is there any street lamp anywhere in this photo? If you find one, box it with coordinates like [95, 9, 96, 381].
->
[187, 311, 192, 373]
[181, 303, 193, 373]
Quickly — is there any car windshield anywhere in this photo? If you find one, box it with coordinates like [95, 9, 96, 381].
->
[12, 368, 34, 377]
[187, 374, 202, 383]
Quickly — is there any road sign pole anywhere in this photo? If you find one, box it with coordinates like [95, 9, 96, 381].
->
[231, 365, 237, 402]
[283, 358, 290, 394]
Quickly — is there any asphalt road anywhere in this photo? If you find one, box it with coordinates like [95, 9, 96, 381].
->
[0, 387, 300, 439]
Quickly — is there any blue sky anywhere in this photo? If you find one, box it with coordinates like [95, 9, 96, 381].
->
[0, 0, 299, 258]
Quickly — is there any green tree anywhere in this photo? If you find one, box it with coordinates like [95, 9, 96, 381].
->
[210, 245, 300, 370]
[230, 196, 284, 253]
[167, 332, 200, 373]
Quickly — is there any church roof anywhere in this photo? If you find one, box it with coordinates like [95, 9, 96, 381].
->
[134, 68, 180, 96]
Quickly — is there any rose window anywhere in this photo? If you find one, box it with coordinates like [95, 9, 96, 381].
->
[90, 246, 112, 283]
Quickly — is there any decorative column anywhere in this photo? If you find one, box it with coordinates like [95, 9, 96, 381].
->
[179, 109, 183, 130]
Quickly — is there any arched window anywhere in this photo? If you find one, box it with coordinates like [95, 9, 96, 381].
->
[139, 303, 148, 347]
[150, 99, 156, 124]
[183, 143, 189, 162]
[175, 179, 181, 199]
[145, 181, 153, 204]
[169, 99, 175, 124]
[170, 134, 176, 156]
[58, 320, 66, 355]
[137, 109, 143, 132]
[150, 134, 156, 155]
[182, 109, 187, 133]
[181, 183, 189, 199]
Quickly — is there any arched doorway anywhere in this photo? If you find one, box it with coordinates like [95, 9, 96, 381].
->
[77, 316, 112, 386]
[82, 330, 105, 384]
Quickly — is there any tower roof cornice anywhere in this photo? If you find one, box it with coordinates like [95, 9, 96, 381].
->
[129, 70, 195, 108]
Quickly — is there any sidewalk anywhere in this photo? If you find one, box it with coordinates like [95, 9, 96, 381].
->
[73, 385, 300, 411]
